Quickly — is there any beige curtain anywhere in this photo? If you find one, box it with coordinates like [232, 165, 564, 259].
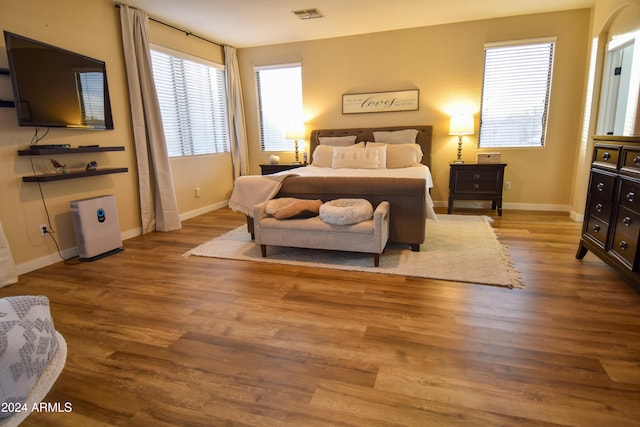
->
[119, 5, 181, 233]
[224, 45, 250, 178]
[0, 220, 18, 287]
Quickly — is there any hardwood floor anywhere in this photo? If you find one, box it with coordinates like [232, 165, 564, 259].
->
[3, 208, 640, 426]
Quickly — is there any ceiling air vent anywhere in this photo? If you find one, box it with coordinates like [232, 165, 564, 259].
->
[292, 8, 324, 20]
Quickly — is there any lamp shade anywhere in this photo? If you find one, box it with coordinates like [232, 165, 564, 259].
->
[285, 123, 306, 140]
[449, 114, 474, 136]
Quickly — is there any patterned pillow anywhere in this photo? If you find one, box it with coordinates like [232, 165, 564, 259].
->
[331, 146, 384, 169]
[0, 296, 59, 419]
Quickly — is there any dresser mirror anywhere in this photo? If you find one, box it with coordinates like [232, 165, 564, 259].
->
[597, 2, 640, 136]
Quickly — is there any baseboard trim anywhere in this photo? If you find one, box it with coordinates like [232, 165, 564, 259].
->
[569, 211, 584, 223]
[434, 200, 574, 213]
[179, 200, 229, 221]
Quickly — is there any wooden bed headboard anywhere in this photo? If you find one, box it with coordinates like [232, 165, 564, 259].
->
[309, 125, 433, 167]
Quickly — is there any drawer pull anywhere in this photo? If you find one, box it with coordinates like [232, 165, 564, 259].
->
[596, 183, 605, 191]
[602, 152, 611, 161]
[473, 173, 480, 180]
[595, 203, 603, 213]
[634, 156, 640, 165]
[619, 241, 628, 250]
[473, 183, 480, 190]
[593, 224, 601, 233]
[627, 192, 635, 202]
[623, 216, 632, 227]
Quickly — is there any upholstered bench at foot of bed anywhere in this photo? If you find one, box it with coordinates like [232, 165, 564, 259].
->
[254, 201, 390, 267]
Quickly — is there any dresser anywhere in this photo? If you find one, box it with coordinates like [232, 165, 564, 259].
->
[576, 135, 640, 290]
[448, 163, 507, 215]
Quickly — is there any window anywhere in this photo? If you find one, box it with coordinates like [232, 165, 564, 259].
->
[150, 47, 230, 157]
[255, 64, 303, 152]
[479, 39, 556, 148]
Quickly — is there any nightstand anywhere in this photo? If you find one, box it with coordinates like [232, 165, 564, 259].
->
[448, 163, 507, 216]
[259, 163, 305, 175]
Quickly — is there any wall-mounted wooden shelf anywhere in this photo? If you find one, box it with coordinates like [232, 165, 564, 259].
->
[18, 146, 125, 156]
[22, 168, 129, 182]
[18, 145, 128, 182]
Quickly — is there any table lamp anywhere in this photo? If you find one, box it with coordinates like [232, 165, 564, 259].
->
[449, 114, 474, 163]
[285, 123, 306, 164]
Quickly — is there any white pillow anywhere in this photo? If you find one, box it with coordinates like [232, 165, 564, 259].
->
[373, 129, 418, 144]
[385, 143, 423, 168]
[368, 145, 387, 168]
[332, 146, 380, 169]
[311, 145, 334, 167]
[318, 135, 358, 146]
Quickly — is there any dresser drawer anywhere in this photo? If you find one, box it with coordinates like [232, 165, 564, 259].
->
[621, 148, 640, 175]
[453, 169, 501, 194]
[585, 216, 609, 247]
[593, 144, 620, 169]
[618, 179, 640, 212]
[454, 180, 500, 193]
[586, 171, 615, 221]
[610, 206, 640, 269]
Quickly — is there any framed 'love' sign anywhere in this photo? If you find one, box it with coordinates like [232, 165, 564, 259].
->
[342, 89, 419, 114]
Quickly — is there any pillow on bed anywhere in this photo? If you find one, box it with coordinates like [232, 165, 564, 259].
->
[0, 295, 59, 419]
[265, 197, 322, 219]
[332, 146, 383, 169]
[373, 129, 418, 144]
[318, 135, 358, 146]
[312, 145, 335, 167]
[386, 143, 424, 168]
[312, 142, 365, 167]
[368, 145, 387, 168]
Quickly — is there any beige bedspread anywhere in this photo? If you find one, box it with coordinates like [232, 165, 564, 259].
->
[228, 173, 294, 216]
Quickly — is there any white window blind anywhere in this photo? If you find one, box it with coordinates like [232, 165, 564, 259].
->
[479, 39, 556, 148]
[150, 48, 230, 157]
[255, 64, 303, 152]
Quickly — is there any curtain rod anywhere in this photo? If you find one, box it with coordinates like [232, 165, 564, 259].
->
[115, 4, 226, 49]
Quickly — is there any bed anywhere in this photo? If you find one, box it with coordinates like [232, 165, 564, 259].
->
[229, 125, 436, 251]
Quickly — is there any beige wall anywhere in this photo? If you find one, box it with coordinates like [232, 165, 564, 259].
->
[239, 9, 592, 210]
[0, 0, 233, 273]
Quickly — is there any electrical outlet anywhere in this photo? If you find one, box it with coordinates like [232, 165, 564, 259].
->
[505, 181, 512, 191]
[40, 224, 48, 236]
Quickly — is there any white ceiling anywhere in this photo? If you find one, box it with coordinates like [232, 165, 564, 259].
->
[119, 0, 595, 48]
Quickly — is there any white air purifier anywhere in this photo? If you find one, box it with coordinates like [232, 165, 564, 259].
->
[70, 195, 123, 260]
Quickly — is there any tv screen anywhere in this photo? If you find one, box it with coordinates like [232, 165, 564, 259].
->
[3, 31, 114, 130]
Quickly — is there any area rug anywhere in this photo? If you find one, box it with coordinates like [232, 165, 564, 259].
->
[184, 215, 524, 288]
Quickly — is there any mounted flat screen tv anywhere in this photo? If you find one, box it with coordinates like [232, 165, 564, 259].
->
[3, 31, 114, 130]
